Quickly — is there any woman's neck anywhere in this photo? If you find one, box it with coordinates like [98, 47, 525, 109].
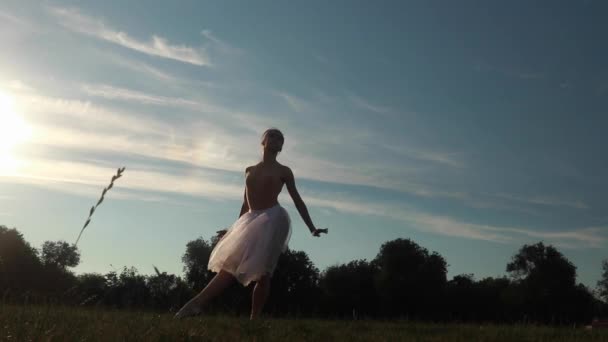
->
[262, 151, 278, 164]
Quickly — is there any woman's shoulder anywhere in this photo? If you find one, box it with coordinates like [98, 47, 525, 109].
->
[278, 164, 293, 177]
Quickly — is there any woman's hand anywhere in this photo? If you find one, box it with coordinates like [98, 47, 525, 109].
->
[311, 228, 328, 237]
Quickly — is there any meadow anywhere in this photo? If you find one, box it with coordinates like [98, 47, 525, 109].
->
[1, 304, 607, 341]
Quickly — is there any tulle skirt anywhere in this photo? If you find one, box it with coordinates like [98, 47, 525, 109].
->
[208, 204, 292, 286]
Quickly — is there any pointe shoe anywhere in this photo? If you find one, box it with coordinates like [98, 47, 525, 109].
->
[174, 303, 202, 319]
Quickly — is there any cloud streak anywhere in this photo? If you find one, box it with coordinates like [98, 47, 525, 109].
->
[81, 84, 201, 108]
[7, 155, 602, 249]
[49, 7, 211, 66]
[104, 53, 176, 81]
[299, 194, 606, 248]
[10, 86, 492, 210]
[496, 193, 588, 210]
[349, 94, 392, 115]
[8, 74, 586, 225]
[379, 142, 466, 169]
[275, 91, 308, 112]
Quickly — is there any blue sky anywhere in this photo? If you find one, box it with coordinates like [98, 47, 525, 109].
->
[1, 0, 607, 290]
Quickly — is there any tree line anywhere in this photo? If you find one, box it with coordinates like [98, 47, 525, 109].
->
[1, 224, 607, 324]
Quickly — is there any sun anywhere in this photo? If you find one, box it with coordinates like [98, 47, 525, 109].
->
[0, 91, 32, 174]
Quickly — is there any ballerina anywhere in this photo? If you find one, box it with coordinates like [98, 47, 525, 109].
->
[175, 128, 328, 320]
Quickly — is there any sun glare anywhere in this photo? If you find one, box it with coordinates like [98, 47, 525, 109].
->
[0, 91, 32, 174]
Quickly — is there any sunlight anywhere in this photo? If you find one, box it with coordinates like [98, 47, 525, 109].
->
[0, 91, 32, 174]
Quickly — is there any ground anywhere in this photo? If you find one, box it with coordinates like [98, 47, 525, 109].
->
[1, 304, 606, 341]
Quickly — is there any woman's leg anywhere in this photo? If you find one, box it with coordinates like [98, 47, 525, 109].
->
[250, 274, 271, 320]
[174, 270, 235, 318]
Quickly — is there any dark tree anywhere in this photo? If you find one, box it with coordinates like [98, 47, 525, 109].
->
[0, 225, 42, 294]
[147, 267, 193, 311]
[74, 273, 107, 306]
[373, 238, 448, 319]
[475, 276, 515, 322]
[319, 259, 378, 318]
[506, 242, 579, 323]
[266, 249, 321, 316]
[597, 259, 608, 303]
[507, 242, 576, 285]
[445, 274, 477, 321]
[104, 267, 150, 308]
[182, 237, 215, 291]
[41, 240, 80, 268]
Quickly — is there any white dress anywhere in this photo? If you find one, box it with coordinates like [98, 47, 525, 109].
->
[208, 204, 292, 286]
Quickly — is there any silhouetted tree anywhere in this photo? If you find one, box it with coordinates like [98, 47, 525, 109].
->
[40, 240, 80, 268]
[476, 276, 516, 322]
[266, 249, 321, 316]
[3, 225, 607, 322]
[0, 225, 42, 295]
[182, 237, 215, 291]
[104, 267, 150, 308]
[320, 259, 378, 318]
[147, 266, 193, 311]
[598, 259, 608, 303]
[507, 242, 579, 323]
[74, 273, 107, 306]
[445, 274, 477, 321]
[373, 238, 448, 319]
[507, 242, 576, 284]
[566, 283, 598, 323]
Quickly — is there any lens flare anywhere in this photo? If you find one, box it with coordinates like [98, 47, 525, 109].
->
[0, 91, 32, 174]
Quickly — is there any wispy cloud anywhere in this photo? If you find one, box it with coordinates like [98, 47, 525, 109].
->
[200, 30, 242, 56]
[49, 7, 211, 66]
[398, 205, 600, 249]
[473, 63, 542, 80]
[81, 84, 201, 108]
[7, 158, 243, 202]
[5, 80, 34, 92]
[16, 92, 168, 136]
[312, 52, 329, 64]
[380, 142, 466, 168]
[402, 212, 514, 243]
[0, 11, 29, 27]
[8, 81, 558, 218]
[498, 226, 606, 249]
[7, 86, 491, 221]
[0, 10, 41, 38]
[274, 91, 308, 112]
[9, 82, 475, 212]
[7, 147, 604, 249]
[348, 94, 392, 115]
[103, 53, 176, 81]
[87, 51, 230, 94]
[15, 89, 259, 173]
[496, 193, 588, 210]
[291, 190, 605, 248]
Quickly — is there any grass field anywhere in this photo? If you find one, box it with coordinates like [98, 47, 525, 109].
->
[1, 304, 606, 341]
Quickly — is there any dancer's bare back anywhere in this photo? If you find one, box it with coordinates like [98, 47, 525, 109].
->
[217, 161, 327, 238]
[244, 162, 290, 211]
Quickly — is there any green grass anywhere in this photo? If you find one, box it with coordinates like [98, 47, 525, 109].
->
[0, 304, 606, 341]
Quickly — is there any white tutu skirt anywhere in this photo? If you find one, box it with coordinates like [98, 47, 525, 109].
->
[208, 204, 292, 286]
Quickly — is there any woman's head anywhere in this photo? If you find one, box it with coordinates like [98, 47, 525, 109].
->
[261, 128, 284, 153]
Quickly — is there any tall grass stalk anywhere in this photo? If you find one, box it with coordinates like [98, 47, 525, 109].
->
[74, 167, 125, 246]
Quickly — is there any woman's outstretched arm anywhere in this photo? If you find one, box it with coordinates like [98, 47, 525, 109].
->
[284, 166, 327, 237]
